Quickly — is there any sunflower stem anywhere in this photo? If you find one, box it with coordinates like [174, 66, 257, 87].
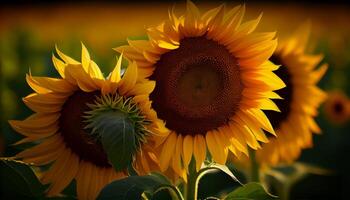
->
[185, 159, 198, 200]
[249, 148, 260, 182]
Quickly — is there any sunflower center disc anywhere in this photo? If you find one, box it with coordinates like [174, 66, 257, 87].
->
[265, 55, 293, 130]
[334, 101, 344, 115]
[150, 36, 242, 135]
[60, 90, 110, 167]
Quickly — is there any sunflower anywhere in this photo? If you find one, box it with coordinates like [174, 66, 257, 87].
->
[324, 91, 350, 125]
[256, 23, 328, 166]
[115, 1, 284, 175]
[9, 44, 162, 199]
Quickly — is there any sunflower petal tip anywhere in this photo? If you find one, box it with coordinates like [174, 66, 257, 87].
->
[54, 44, 62, 55]
[113, 46, 124, 53]
[8, 120, 15, 126]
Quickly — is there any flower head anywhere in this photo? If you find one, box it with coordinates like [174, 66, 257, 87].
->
[324, 91, 350, 125]
[256, 22, 328, 166]
[9, 44, 161, 199]
[116, 1, 284, 177]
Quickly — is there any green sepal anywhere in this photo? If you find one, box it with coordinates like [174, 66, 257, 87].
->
[86, 110, 137, 171]
[83, 94, 151, 172]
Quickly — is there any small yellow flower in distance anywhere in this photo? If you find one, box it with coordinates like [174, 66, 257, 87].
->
[324, 91, 350, 125]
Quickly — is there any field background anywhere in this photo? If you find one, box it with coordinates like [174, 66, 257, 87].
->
[1, 1, 350, 199]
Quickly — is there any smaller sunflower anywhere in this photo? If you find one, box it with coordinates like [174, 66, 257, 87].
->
[324, 91, 350, 125]
[9, 44, 163, 199]
[256, 23, 328, 166]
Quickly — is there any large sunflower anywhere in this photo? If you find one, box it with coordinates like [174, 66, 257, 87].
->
[116, 1, 285, 175]
[9, 44, 162, 199]
[256, 23, 328, 166]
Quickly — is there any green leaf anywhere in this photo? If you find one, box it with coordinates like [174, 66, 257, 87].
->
[199, 163, 242, 185]
[96, 174, 180, 200]
[224, 182, 278, 200]
[90, 110, 137, 171]
[0, 158, 46, 198]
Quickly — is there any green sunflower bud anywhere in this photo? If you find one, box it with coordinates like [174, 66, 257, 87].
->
[84, 94, 150, 171]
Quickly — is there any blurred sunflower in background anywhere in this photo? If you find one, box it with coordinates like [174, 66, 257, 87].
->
[324, 91, 350, 125]
[9, 44, 162, 199]
[116, 1, 285, 176]
[256, 23, 328, 166]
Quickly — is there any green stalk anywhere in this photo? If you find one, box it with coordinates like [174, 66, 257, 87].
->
[185, 159, 198, 200]
[249, 148, 260, 182]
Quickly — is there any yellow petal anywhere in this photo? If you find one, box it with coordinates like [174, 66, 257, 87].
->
[311, 64, 328, 84]
[76, 161, 92, 200]
[16, 134, 63, 159]
[307, 116, 321, 134]
[41, 147, 71, 184]
[182, 135, 194, 170]
[291, 20, 311, 53]
[81, 42, 91, 72]
[157, 40, 179, 50]
[201, 4, 223, 25]
[88, 165, 99, 200]
[258, 98, 280, 112]
[229, 32, 276, 53]
[55, 45, 79, 65]
[128, 81, 155, 96]
[206, 131, 225, 164]
[23, 93, 66, 113]
[52, 54, 66, 78]
[159, 132, 177, 171]
[172, 134, 183, 176]
[118, 61, 138, 95]
[238, 39, 277, 69]
[206, 5, 225, 39]
[232, 119, 260, 150]
[23, 145, 62, 165]
[246, 108, 275, 135]
[218, 5, 246, 45]
[220, 125, 247, 156]
[237, 111, 269, 143]
[47, 150, 79, 196]
[236, 13, 262, 35]
[109, 53, 123, 83]
[88, 60, 104, 80]
[26, 74, 75, 94]
[213, 130, 228, 164]
[193, 135, 206, 171]
[9, 113, 59, 131]
[241, 70, 286, 91]
[64, 65, 98, 92]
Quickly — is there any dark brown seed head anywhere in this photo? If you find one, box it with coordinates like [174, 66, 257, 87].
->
[150, 36, 242, 135]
